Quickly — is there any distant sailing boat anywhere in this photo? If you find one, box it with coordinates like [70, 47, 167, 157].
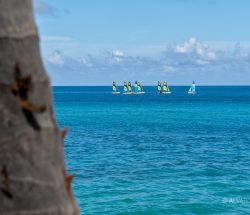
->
[133, 81, 145, 94]
[112, 81, 120, 94]
[188, 81, 196, 94]
[157, 81, 162, 94]
[162, 81, 171, 94]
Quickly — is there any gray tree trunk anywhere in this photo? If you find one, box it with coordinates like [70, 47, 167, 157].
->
[0, 0, 79, 214]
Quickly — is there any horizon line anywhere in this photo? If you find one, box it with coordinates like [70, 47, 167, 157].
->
[51, 85, 250, 87]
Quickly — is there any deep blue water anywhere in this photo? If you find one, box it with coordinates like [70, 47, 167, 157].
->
[53, 86, 250, 215]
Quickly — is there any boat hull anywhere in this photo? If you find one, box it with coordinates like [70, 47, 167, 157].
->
[188, 92, 196, 94]
[133, 92, 145, 94]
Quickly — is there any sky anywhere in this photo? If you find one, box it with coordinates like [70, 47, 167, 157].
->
[34, 0, 250, 85]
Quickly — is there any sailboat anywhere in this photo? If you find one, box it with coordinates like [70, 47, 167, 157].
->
[162, 81, 171, 94]
[112, 81, 120, 94]
[133, 81, 145, 94]
[188, 81, 196, 94]
[157, 81, 162, 94]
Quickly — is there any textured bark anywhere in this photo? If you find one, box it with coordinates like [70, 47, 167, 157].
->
[0, 0, 79, 214]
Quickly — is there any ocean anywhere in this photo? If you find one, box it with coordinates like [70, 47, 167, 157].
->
[53, 86, 250, 215]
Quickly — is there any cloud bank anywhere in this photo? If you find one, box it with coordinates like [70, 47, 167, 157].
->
[43, 38, 250, 85]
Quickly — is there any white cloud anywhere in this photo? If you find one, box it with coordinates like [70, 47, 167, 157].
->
[232, 42, 249, 60]
[107, 50, 125, 64]
[175, 37, 197, 53]
[206, 52, 216, 60]
[79, 57, 92, 67]
[48, 50, 64, 66]
[166, 38, 217, 65]
[194, 59, 210, 65]
[111, 50, 124, 57]
[195, 45, 206, 56]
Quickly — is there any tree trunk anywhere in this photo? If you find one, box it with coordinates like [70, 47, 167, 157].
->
[0, 0, 79, 214]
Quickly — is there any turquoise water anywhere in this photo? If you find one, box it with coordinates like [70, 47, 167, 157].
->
[54, 86, 250, 215]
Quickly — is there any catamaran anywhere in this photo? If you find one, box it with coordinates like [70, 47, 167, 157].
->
[162, 81, 171, 94]
[188, 81, 196, 94]
[133, 81, 145, 94]
[112, 81, 120, 94]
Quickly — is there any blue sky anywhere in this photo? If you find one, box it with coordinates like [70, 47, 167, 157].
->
[34, 0, 250, 85]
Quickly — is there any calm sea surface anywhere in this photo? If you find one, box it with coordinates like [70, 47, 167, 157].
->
[53, 86, 250, 215]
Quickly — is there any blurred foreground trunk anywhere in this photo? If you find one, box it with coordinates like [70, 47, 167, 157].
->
[0, 0, 79, 214]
